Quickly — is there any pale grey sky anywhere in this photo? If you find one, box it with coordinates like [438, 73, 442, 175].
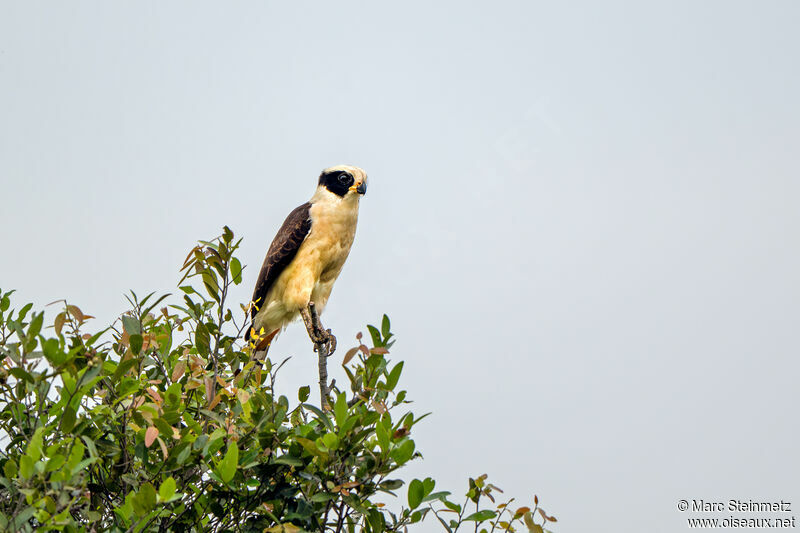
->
[2, 1, 799, 531]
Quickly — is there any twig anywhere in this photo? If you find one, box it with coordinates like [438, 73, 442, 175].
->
[300, 302, 335, 410]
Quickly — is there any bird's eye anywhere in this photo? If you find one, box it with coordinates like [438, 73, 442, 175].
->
[338, 174, 351, 184]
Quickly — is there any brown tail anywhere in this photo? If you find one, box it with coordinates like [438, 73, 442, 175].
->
[252, 328, 279, 357]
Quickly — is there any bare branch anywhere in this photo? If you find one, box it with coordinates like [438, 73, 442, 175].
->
[300, 302, 336, 410]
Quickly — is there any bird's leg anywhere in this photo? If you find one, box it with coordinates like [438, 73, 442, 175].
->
[300, 306, 324, 345]
[300, 303, 336, 355]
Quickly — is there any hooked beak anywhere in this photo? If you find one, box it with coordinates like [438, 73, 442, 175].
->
[350, 179, 367, 195]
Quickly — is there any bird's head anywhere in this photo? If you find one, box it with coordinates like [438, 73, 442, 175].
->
[318, 165, 368, 200]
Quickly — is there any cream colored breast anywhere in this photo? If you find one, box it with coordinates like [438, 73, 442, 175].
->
[307, 193, 360, 274]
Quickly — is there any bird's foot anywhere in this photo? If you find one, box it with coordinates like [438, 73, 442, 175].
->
[301, 304, 336, 355]
[326, 329, 336, 355]
[310, 328, 336, 355]
[309, 327, 326, 345]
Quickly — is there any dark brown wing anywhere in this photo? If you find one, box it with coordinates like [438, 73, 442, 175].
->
[247, 202, 312, 339]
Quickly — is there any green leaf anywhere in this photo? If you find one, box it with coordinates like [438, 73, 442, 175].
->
[192, 434, 209, 451]
[26, 427, 44, 460]
[45, 454, 66, 472]
[129, 334, 143, 355]
[367, 325, 382, 347]
[273, 455, 304, 467]
[42, 338, 64, 365]
[81, 436, 99, 458]
[138, 483, 157, 512]
[121, 315, 141, 335]
[367, 508, 385, 532]
[195, 322, 210, 355]
[8, 367, 34, 383]
[381, 314, 391, 338]
[67, 440, 85, 473]
[386, 362, 403, 390]
[159, 477, 177, 502]
[310, 492, 335, 503]
[202, 271, 220, 302]
[408, 478, 424, 509]
[9, 507, 35, 530]
[422, 491, 451, 503]
[71, 458, 96, 474]
[379, 479, 404, 491]
[443, 500, 461, 513]
[321, 432, 339, 450]
[222, 225, 234, 243]
[60, 406, 76, 432]
[3, 459, 17, 479]
[62, 373, 77, 396]
[165, 383, 181, 405]
[464, 510, 497, 522]
[154, 418, 174, 438]
[375, 419, 390, 453]
[301, 403, 335, 432]
[334, 393, 347, 427]
[18, 302, 33, 322]
[176, 445, 191, 465]
[298, 386, 310, 403]
[230, 257, 242, 285]
[390, 438, 415, 465]
[218, 441, 239, 483]
[115, 496, 134, 523]
[296, 437, 323, 457]
[27, 311, 44, 339]
[128, 490, 146, 518]
[18, 456, 33, 479]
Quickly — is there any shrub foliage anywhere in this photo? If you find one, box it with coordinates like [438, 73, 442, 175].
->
[0, 227, 557, 532]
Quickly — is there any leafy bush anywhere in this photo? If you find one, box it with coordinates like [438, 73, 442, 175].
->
[0, 227, 557, 532]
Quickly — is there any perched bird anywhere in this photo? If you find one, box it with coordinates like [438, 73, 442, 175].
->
[246, 165, 367, 353]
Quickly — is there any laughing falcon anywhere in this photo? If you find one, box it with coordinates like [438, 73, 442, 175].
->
[246, 165, 367, 350]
